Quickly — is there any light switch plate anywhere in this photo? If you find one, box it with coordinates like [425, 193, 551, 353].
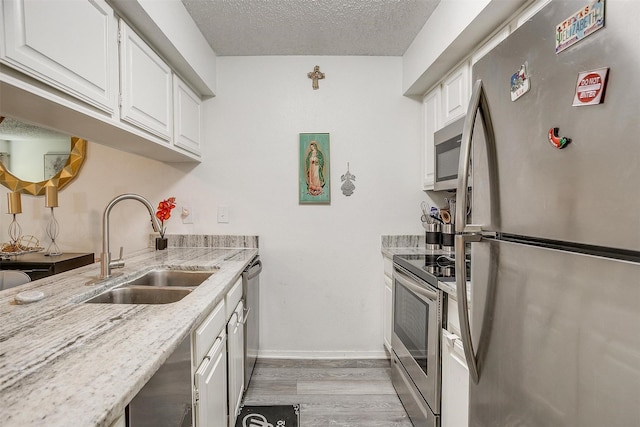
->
[217, 206, 229, 223]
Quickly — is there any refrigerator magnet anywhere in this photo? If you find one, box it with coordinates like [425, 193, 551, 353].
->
[572, 67, 609, 106]
[555, 0, 605, 54]
[510, 63, 530, 102]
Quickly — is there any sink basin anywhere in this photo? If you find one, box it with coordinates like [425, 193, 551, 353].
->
[85, 287, 192, 304]
[125, 269, 215, 288]
[83, 269, 216, 305]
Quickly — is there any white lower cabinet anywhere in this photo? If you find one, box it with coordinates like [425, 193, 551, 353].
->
[441, 329, 469, 427]
[192, 300, 228, 427]
[194, 331, 228, 427]
[382, 255, 393, 353]
[227, 300, 245, 427]
[191, 281, 249, 427]
[383, 276, 393, 352]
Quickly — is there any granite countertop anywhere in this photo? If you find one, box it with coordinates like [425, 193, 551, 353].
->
[0, 246, 257, 427]
[381, 235, 470, 301]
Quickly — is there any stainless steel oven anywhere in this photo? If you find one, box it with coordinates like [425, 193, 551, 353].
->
[391, 261, 444, 427]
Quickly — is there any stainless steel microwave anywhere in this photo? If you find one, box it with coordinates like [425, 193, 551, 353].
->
[434, 116, 465, 191]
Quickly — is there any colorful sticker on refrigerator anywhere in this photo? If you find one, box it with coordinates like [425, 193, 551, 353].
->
[572, 68, 609, 106]
[510, 63, 530, 102]
[556, 0, 605, 54]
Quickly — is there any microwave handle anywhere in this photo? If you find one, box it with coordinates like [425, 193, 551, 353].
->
[455, 79, 497, 385]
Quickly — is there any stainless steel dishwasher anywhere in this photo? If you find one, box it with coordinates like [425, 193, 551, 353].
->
[242, 255, 262, 390]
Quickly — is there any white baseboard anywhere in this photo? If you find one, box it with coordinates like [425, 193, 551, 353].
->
[257, 349, 388, 359]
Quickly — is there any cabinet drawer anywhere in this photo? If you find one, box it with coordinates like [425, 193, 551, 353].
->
[192, 300, 225, 366]
[225, 277, 242, 319]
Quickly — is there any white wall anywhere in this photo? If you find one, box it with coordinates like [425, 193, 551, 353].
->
[1, 56, 430, 358]
[188, 56, 427, 358]
[0, 142, 182, 259]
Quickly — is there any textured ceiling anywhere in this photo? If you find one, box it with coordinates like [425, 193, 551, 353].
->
[181, 0, 441, 56]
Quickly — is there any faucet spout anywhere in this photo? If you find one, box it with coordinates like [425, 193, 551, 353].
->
[100, 194, 162, 279]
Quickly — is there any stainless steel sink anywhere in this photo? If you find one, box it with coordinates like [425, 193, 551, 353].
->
[125, 269, 215, 288]
[85, 287, 192, 304]
[84, 269, 216, 304]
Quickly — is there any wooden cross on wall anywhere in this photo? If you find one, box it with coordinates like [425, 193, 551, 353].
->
[307, 65, 325, 90]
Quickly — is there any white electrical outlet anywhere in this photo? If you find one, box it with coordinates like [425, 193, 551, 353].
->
[181, 206, 193, 224]
[217, 206, 229, 223]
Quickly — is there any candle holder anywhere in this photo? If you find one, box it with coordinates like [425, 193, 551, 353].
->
[45, 207, 61, 256]
[45, 185, 61, 256]
[8, 213, 22, 246]
[7, 192, 22, 249]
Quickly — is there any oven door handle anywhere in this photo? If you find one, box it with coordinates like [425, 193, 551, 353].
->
[393, 267, 439, 301]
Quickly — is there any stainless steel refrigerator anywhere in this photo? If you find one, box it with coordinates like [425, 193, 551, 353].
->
[454, 1, 640, 426]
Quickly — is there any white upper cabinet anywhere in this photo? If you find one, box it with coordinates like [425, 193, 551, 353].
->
[174, 75, 202, 155]
[471, 27, 510, 67]
[119, 20, 173, 141]
[441, 61, 470, 126]
[422, 86, 441, 190]
[1, 0, 118, 113]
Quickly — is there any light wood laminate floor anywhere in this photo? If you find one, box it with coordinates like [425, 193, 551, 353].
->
[241, 359, 413, 427]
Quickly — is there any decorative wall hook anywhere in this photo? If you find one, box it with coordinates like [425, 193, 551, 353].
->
[341, 162, 356, 196]
[307, 65, 325, 90]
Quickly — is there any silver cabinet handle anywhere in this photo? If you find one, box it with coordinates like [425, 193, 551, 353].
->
[455, 79, 497, 385]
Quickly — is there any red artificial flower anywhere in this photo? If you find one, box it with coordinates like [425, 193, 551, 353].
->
[155, 197, 176, 237]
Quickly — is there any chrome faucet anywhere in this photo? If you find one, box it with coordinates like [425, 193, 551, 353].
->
[100, 194, 161, 279]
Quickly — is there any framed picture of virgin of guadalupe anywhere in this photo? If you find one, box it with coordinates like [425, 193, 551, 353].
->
[299, 133, 330, 204]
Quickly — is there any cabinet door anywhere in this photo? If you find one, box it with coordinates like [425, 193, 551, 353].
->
[1, 0, 118, 113]
[227, 302, 245, 427]
[174, 75, 202, 155]
[383, 276, 393, 352]
[441, 62, 470, 126]
[194, 332, 228, 427]
[119, 20, 173, 141]
[441, 330, 469, 427]
[422, 87, 441, 190]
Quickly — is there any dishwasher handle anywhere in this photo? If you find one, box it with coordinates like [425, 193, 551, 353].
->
[243, 259, 262, 280]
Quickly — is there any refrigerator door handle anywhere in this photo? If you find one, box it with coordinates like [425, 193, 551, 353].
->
[455, 79, 497, 385]
[455, 233, 480, 384]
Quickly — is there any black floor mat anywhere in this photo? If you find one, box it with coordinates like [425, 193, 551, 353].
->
[235, 405, 300, 427]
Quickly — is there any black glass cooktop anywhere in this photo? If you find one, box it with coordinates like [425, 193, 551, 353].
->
[393, 252, 470, 285]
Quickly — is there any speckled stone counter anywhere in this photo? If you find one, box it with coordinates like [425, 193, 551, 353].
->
[380, 235, 429, 258]
[0, 245, 258, 427]
[381, 235, 469, 301]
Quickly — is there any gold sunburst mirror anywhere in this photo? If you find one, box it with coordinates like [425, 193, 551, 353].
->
[0, 116, 87, 195]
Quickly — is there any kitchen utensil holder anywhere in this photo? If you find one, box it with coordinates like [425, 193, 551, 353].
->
[442, 223, 455, 253]
[425, 223, 441, 251]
